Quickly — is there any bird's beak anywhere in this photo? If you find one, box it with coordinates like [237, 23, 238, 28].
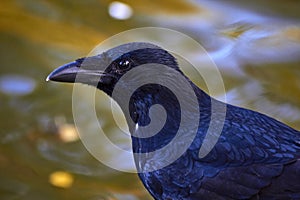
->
[46, 60, 80, 83]
[47, 57, 112, 85]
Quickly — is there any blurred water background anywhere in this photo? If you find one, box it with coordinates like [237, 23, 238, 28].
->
[0, 0, 300, 199]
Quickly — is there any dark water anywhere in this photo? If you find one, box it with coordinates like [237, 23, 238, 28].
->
[0, 1, 300, 199]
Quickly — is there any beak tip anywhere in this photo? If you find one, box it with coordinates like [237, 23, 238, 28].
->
[46, 75, 51, 82]
[46, 70, 56, 82]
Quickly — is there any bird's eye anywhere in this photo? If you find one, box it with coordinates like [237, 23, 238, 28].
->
[118, 59, 132, 70]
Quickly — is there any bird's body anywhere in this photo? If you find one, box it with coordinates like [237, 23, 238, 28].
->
[48, 42, 300, 199]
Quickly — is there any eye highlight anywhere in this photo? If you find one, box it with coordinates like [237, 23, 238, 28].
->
[117, 59, 132, 70]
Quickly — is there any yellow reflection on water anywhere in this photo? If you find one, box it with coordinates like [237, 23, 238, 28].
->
[49, 171, 74, 188]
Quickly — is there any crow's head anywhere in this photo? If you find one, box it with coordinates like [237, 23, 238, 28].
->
[47, 42, 179, 96]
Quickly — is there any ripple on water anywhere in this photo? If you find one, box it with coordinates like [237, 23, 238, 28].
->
[0, 74, 36, 96]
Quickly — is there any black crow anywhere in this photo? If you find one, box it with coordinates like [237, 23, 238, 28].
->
[47, 42, 300, 200]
